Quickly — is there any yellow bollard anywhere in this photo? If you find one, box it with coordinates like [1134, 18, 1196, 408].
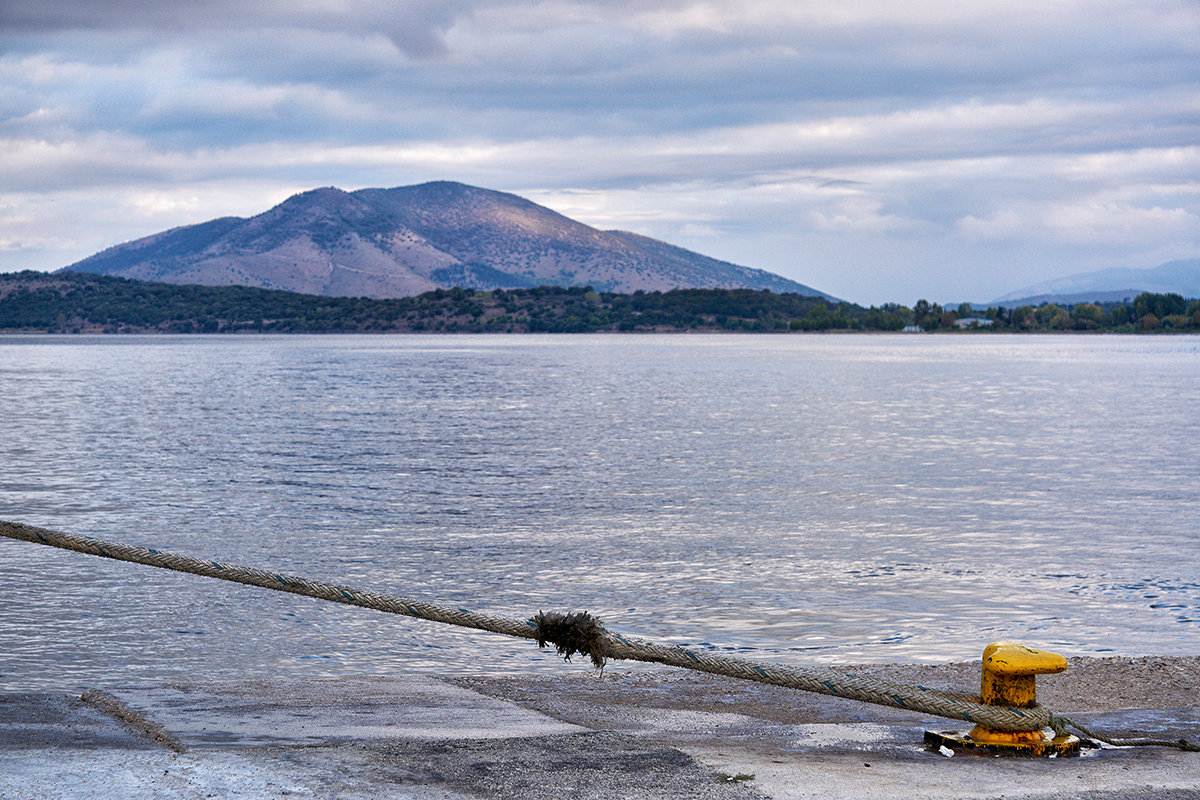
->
[924, 641, 1081, 756]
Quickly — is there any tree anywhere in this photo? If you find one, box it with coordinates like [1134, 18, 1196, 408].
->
[1034, 303, 1065, 326]
[1048, 309, 1072, 329]
[1071, 303, 1106, 330]
[912, 299, 943, 330]
[863, 306, 906, 330]
[1134, 292, 1187, 319]
[802, 306, 833, 330]
[1011, 306, 1037, 329]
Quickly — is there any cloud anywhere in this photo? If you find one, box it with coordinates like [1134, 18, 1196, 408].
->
[956, 210, 1027, 240]
[1044, 202, 1197, 244]
[0, 0, 471, 59]
[1, 0, 1198, 303]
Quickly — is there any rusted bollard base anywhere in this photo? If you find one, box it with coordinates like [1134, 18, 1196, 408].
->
[924, 729, 1082, 757]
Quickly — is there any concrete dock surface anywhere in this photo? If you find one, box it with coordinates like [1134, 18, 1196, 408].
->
[1, 655, 1197, 799]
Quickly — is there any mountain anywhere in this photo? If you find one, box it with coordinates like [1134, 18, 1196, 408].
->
[990, 258, 1200, 307]
[62, 182, 829, 298]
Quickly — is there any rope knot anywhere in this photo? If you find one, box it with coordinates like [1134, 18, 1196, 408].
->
[530, 610, 609, 668]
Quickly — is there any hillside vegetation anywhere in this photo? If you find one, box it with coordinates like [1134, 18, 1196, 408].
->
[1, 271, 852, 333]
[1, 271, 1197, 334]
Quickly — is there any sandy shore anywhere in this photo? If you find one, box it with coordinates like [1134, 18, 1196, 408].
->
[1, 655, 1197, 799]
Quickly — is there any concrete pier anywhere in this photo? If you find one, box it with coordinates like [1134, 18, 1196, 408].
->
[1, 656, 1197, 799]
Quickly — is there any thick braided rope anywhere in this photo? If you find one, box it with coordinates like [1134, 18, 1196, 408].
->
[0, 521, 1093, 734]
[600, 634, 1051, 731]
[1050, 715, 1200, 752]
[0, 521, 537, 642]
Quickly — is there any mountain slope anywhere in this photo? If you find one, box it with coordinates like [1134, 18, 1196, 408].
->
[991, 258, 1200, 306]
[63, 182, 829, 298]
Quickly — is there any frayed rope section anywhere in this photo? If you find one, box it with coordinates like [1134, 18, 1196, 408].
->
[530, 610, 610, 669]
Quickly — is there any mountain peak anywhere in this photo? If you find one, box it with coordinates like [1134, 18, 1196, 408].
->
[63, 182, 830, 299]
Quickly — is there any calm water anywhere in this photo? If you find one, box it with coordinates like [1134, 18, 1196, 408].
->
[0, 333, 1197, 691]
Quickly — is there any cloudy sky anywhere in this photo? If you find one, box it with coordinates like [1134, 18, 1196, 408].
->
[2, 0, 1197, 304]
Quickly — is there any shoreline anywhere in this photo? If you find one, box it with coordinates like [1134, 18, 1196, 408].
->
[3, 655, 1197, 799]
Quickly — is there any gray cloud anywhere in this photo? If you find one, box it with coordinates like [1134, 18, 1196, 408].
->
[0, 0, 469, 59]
[2, 0, 1198, 303]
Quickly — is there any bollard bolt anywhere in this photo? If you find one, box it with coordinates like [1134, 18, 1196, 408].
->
[968, 641, 1067, 746]
[924, 641, 1081, 757]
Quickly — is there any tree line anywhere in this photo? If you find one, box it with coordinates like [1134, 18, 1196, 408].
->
[907, 294, 1200, 332]
[1, 271, 1197, 334]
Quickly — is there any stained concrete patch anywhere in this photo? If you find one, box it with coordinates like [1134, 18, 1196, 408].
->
[0, 693, 155, 750]
[110, 674, 583, 748]
[0, 746, 481, 800]
[360, 731, 765, 800]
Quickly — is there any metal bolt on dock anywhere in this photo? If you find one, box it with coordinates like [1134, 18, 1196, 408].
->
[925, 641, 1081, 756]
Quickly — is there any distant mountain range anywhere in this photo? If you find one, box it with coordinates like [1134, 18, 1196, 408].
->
[62, 181, 829, 299]
[990, 258, 1200, 307]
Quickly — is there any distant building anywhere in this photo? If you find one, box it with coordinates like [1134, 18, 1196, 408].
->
[955, 317, 994, 329]
[902, 325, 924, 333]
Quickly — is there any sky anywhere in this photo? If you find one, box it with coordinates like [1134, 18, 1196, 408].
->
[1, 1, 1198, 305]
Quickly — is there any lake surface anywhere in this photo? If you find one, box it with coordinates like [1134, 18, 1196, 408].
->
[0, 333, 1197, 691]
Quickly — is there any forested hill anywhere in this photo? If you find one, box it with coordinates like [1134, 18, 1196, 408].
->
[1, 270, 871, 333]
[4, 271, 1195, 334]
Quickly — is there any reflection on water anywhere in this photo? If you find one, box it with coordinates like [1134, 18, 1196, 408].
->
[0, 333, 1197, 691]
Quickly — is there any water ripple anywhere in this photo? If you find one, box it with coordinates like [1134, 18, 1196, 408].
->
[0, 333, 1197, 691]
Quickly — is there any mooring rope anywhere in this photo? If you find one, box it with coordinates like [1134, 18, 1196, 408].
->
[1, 520, 1195, 751]
[1050, 715, 1200, 752]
